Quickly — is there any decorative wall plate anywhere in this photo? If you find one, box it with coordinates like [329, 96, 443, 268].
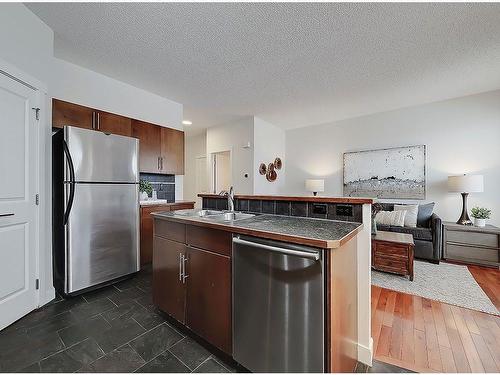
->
[274, 157, 282, 170]
[268, 162, 275, 172]
[266, 169, 277, 182]
[259, 163, 267, 175]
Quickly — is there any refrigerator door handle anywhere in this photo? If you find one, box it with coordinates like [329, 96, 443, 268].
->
[63, 140, 76, 225]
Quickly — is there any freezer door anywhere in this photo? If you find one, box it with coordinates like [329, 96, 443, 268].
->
[65, 183, 139, 293]
[64, 126, 139, 183]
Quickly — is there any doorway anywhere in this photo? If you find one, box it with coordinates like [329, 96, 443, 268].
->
[211, 151, 231, 194]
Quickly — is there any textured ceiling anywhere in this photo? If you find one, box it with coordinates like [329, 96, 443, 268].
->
[26, 2, 500, 133]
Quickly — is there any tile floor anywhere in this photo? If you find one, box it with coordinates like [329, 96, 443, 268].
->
[0, 268, 239, 373]
[0, 267, 407, 373]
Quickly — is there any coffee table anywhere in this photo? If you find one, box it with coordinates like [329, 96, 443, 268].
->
[372, 231, 415, 281]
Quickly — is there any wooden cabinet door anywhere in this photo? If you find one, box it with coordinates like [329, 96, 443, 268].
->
[141, 205, 171, 265]
[153, 237, 186, 323]
[161, 127, 185, 175]
[185, 247, 231, 354]
[52, 99, 94, 129]
[97, 111, 132, 136]
[132, 120, 162, 173]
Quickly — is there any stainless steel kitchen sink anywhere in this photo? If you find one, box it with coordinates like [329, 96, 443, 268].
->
[204, 212, 255, 222]
[173, 209, 223, 217]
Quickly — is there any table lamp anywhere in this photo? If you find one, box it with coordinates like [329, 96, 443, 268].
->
[448, 174, 483, 225]
[305, 179, 324, 196]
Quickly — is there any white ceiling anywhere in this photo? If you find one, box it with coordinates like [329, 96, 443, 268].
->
[26, 2, 500, 133]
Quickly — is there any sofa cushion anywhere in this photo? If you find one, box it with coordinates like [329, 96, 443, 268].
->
[394, 204, 419, 227]
[417, 202, 435, 227]
[375, 210, 406, 227]
[376, 224, 433, 241]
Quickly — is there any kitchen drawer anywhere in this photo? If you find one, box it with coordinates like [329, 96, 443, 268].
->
[154, 220, 186, 243]
[445, 243, 499, 264]
[186, 225, 232, 256]
[446, 230, 498, 248]
[372, 241, 409, 257]
[171, 203, 194, 211]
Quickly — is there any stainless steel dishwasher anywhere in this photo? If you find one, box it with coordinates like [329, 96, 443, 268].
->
[232, 235, 324, 373]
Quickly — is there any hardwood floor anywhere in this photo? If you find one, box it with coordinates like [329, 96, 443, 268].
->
[372, 265, 500, 373]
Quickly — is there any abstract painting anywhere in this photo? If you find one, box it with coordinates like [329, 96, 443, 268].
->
[343, 145, 426, 199]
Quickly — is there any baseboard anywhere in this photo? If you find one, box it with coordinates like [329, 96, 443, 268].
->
[357, 338, 373, 366]
[40, 286, 56, 307]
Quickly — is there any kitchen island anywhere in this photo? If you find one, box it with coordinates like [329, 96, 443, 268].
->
[152, 203, 372, 373]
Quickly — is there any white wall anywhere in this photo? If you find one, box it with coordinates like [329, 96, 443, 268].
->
[253, 117, 286, 195]
[206, 117, 254, 194]
[184, 131, 207, 207]
[285, 90, 500, 226]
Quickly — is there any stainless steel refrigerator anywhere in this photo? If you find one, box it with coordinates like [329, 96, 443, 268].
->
[53, 126, 140, 296]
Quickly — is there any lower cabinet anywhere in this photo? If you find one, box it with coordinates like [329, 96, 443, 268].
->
[153, 222, 232, 354]
[185, 247, 231, 354]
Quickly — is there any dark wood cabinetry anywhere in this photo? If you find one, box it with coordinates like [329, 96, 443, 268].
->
[97, 111, 131, 136]
[161, 127, 185, 175]
[140, 202, 194, 265]
[52, 98, 184, 175]
[52, 99, 94, 130]
[153, 220, 232, 354]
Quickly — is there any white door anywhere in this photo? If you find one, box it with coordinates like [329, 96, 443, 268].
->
[0, 72, 39, 330]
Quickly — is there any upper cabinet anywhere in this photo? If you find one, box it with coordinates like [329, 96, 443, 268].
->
[97, 111, 132, 137]
[161, 127, 184, 175]
[52, 98, 184, 175]
[52, 99, 94, 130]
[132, 120, 162, 174]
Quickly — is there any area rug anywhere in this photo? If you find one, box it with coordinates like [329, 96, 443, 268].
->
[371, 260, 499, 315]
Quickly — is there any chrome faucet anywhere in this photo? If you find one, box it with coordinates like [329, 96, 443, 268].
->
[227, 186, 235, 212]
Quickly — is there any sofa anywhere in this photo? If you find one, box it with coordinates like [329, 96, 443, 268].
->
[374, 203, 442, 263]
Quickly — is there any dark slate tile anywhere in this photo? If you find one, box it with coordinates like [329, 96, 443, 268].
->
[130, 323, 183, 362]
[261, 200, 275, 214]
[127, 304, 166, 331]
[81, 344, 145, 373]
[355, 361, 369, 373]
[39, 351, 82, 373]
[82, 286, 119, 302]
[308, 202, 328, 219]
[0, 331, 64, 372]
[92, 314, 146, 353]
[248, 200, 262, 213]
[194, 358, 229, 373]
[101, 301, 139, 322]
[57, 314, 111, 347]
[135, 294, 155, 311]
[368, 359, 414, 373]
[71, 297, 116, 321]
[236, 199, 249, 212]
[27, 311, 79, 338]
[216, 199, 229, 210]
[205, 198, 217, 209]
[0, 327, 29, 353]
[16, 362, 41, 373]
[169, 337, 211, 371]
[135, 351, 190, 373]
[108, 286, 145, 306]
[65, 337, 104, 366]
[290, 202, 308, 217]
[275, 201, 290, 216]
[113, 277, 139, 292]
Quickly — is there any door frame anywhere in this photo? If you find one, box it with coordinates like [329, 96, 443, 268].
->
[0, 58, 53, 309]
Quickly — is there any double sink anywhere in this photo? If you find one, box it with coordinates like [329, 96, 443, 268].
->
[173, 209, 255, 222]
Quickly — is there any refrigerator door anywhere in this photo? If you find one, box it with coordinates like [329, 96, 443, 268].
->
[65, 183, 139, 294]
[64, 126, 139, 183]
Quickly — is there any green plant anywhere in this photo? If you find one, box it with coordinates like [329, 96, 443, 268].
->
[471, 207, 491, 219]
[139, 180, 153, 196]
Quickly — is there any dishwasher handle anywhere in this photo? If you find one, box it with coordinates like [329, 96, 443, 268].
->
[233, 237, 320, 261]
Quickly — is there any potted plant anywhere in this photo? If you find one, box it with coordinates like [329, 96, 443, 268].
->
[139, 180, 152, 201]
[470, 207, 491, 227]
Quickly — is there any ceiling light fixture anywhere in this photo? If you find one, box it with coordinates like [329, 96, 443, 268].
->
[182, 120, 192, 126]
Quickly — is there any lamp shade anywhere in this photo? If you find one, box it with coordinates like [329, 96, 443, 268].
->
[305, 179, 324, 193]
[448, 174, 484, 193]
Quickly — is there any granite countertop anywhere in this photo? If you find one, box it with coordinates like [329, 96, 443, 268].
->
[140, 200, 195, 206]
[151, 210, 363, 249]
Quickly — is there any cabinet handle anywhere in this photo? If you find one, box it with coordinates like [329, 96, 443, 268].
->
[160, 157, 163, 171]
[97, 112, 100, 130]
[179, 253, 183, 281]
[92, 112, 96, 129]
[182, 255, 189, 283]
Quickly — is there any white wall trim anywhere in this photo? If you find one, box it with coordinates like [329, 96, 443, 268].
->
[358, 338, 374, 366]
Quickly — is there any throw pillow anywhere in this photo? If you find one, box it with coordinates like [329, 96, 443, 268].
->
[375, 210, 407, 227]
[394, 204, 418, 228]
[417, 202, 435, 227]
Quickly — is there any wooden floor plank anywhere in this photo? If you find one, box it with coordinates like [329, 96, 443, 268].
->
[413, 294, 425, 332]
[422, 298, 442, 371]
[376, 325, 392, 357]
[471, 332, 499, 372]
[383, 290, 397, 327]
[414, 328, 428, 368]
[431, 299, 451, 348]
[450, 305, 485, 372]
[473, 312, 500, 370]
[439, 346, 457, 373]
[401, 293, 415, 364]
[372, 287, 389, 354]
[388, 292, 404, 360]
